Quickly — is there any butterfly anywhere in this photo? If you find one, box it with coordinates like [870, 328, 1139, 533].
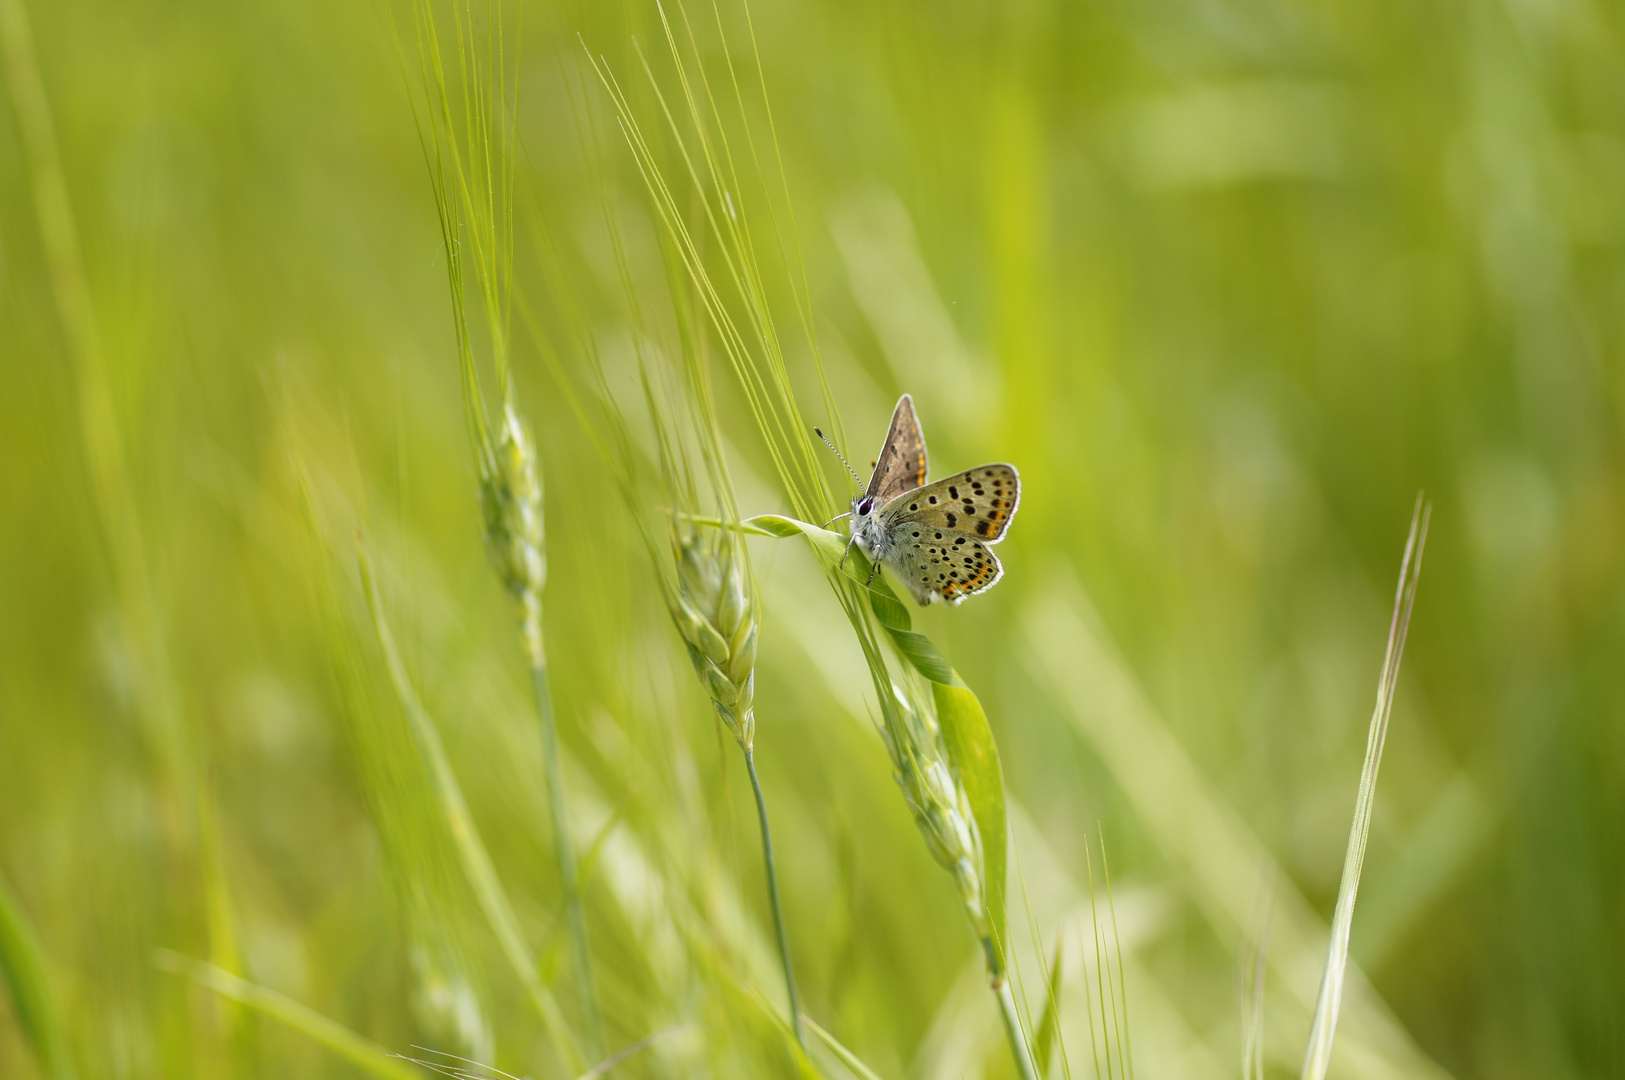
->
[821, 394, 1020, 606]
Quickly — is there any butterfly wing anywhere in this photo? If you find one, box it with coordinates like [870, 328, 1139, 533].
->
[876, 464, 1018, 605]
[865, 394, 929, 504]
[878, 464, 1020, 543]
[883, 529, 1004, 606]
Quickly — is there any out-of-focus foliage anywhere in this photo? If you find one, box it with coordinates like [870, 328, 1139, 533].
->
[1, 0, 1621, 1077]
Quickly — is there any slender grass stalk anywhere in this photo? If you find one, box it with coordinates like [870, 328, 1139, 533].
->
[1022, 585, 1450, 1078]
[664, 521, 800, 1050]
[1099, 830, 1134, 1080]
[722, 513, 1022, 1073]
[353, 540, 584, 1071]
[804, 1017, 884, 1080]
[995, 980, 1041, 1080]
[1081, 835, 1131, 1080]
[744, 748, 805, 1049]
[528, 661, 603, 1056]
[1030, 930, 1066, 1079]
[1301, 496, 1430, 1079]
[156, 952, 420, 1080]
[537, 75, 808, 1047]
[1238, 886, 1272, 1080]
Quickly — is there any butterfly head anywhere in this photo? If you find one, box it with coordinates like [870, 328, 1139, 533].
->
[847, 492, 886, 558]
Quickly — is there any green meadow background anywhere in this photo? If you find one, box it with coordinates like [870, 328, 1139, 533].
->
[2, 0, 1622, 1078]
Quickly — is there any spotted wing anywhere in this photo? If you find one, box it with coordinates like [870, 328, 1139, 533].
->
[877, 464, 1020, 543]
[883, 529, 1004, 606]
[865, 394, 929, 505]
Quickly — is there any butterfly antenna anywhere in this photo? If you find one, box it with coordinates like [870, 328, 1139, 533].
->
[814, 427, 865, 488]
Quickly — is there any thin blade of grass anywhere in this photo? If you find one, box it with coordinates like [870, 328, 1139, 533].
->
[1082, 841, 1118, 1080]
[805, 1016, 885, 1080]
[1031, 930, 1066, 1078]
[1100, 831, 1135, 1080]
[155, 950, 421, 1080]
[1022, 579, 1453, 1080]
[1238, 885, 1273, 1080]
[0, 870, 74, 1080]
[573, 1025, 688, 1080]
[1301, 497, 1431, 1080]
[356, 543, 584, 1073]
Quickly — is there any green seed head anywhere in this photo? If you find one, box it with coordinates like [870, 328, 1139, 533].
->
[478, 402, 546, 664]
[671, 528, 759, 749]
[882, 684, 988, 937]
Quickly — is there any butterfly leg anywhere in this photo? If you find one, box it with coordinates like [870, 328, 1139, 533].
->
[838, 534, 857, 571]
[865, 559, 878, 586]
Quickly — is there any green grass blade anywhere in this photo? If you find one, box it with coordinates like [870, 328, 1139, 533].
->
[356, 543, 584, 1073]
[805, 1016, 885, 1080]
[1022, 580, 1454, 1080]
[0, 870, 74, 1080]
[1031, 931, 1065, 1078]
[1301, 498, 1430, 1079]
[155, 951, 421, 1080]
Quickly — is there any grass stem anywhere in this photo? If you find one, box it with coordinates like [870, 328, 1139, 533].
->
[743, 747, 806, 1051]
[530, 661, 604, 1058]
[995, 976, 1040, 1080]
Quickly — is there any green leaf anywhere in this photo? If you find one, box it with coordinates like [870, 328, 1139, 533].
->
[738, 513, 1011, 976]
[931, 681, 1008, 975]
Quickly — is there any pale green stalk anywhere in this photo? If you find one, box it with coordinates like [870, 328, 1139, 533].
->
[157, 952, 419, 1080]
[996, 980, 1041, 1080]
[1101, 831, 1134, 1079]
[357, 543, 585, 1072]
[530, 660, 603, 1058]
[805, 1017, 884, 1080]
[664, 525, 802, 1049]
[1301, 498, 1430, 1079]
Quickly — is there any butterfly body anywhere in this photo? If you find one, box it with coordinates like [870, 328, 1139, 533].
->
[843, 395, 1020, 606]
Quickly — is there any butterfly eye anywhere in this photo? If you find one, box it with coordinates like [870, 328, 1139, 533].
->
[858, 497, 875, 515]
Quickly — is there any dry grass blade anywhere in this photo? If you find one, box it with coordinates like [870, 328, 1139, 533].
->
[1301, 496, 1431, 1079]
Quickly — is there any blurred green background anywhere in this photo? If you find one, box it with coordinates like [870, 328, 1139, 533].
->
[2, 0, 1622, 1077]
